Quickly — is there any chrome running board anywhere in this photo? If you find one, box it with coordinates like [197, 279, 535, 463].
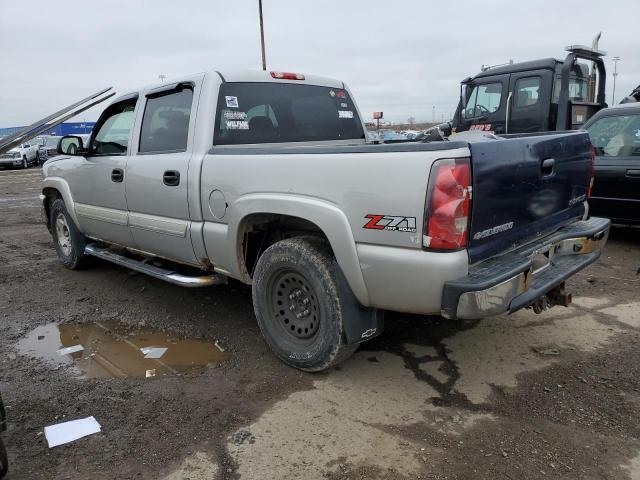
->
[84, 243, 226, 287]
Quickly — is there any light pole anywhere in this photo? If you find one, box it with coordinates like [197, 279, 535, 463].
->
[258, 0, 267, 71]
[432, 105, 435, 123]
[612, 56, 620, 104]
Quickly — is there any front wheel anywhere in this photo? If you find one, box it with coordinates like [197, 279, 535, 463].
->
[252, 236, 357, 372]
[21, 157, 28, 169]
[49, 198, 88, 269]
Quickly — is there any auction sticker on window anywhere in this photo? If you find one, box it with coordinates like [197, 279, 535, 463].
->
[225, 96, 239, 108]
[338, 110, 354, 119]
[226, 120, 249, 130]
[224, 111, 247, 120]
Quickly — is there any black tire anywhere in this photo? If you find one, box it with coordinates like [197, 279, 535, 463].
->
[35, 152, 40, 166]
[21, 157, 28, 169]
[49, 198, 88, 269]
[252, 236, 358, 372]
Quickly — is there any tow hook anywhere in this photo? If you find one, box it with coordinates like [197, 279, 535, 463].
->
[530, 282, 572, 314]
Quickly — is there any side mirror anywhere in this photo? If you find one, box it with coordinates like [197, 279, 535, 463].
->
[57, 135, 84, 155]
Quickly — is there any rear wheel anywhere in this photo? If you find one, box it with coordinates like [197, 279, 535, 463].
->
[252, 236, 357, 372]
[49, 198, 88, 269]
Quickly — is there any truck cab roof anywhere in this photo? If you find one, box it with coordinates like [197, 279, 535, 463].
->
[472, 58, 559, 80]
[113, 70, 346, 103]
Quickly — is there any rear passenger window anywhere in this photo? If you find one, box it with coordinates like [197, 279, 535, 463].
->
[139, 86, 193, 154]
[515, 77, 541, 108]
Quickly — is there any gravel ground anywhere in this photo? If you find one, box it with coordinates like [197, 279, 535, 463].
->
[1, 167, 639, 479]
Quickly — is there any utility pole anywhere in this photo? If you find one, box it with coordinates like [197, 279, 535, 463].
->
[612, 56, 620, 104]
[158, 74, 166, 83]
[432, 105, 435, 123]
[258, 0, 267, 71]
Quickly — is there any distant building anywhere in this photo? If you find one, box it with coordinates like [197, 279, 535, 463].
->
[0, 122, 95, 138]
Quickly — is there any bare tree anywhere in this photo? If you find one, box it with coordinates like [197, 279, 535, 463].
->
[407, 116, 416, 126]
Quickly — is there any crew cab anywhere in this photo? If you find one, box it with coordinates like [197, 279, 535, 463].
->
[0, 143, 38, 169]
[41, 70, 610, 371]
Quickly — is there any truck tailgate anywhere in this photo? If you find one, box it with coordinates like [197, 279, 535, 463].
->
[467, 132, 592, 263]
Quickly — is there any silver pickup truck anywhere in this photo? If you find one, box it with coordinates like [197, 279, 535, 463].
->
[41, 70, 610, 371]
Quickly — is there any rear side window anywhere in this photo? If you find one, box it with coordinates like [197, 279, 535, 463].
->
[139, 86, 193, 153]
[214, 82, 364, 145]
[514, 77, 541, 108]
[91, 98, 137, 156]
[587, 114, 640, 157]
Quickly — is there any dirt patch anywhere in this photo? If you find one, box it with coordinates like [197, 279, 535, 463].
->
[1, 169, 640, 479]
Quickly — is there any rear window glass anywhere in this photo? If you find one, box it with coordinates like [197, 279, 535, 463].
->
[214, 82, 364, 145]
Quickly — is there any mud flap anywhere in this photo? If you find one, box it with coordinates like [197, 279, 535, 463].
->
[335, 266, 384, 344]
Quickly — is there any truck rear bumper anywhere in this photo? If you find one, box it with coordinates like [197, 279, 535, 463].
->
[441, 217, 610, 320]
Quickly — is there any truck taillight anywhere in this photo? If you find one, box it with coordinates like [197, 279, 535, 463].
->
[423, 158, 471, 250]
[588, 145, 595, 198]
[270, 71, 305, 80]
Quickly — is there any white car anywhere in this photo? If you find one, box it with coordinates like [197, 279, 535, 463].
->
[0, 143, 39, 169]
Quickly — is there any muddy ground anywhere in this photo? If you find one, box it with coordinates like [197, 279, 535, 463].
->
[1, 167, 640, 479]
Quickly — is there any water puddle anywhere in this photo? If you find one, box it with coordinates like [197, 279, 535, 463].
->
[17, 321, 227, 378]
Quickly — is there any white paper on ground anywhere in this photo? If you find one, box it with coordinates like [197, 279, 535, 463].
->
[57, 344, 84, 356]
[44, 416, 101, 448]
[140, 347, 168, 359]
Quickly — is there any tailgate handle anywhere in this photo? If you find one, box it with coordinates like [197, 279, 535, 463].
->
[541, 158, 555, 176]
[627, 169, 640, 178]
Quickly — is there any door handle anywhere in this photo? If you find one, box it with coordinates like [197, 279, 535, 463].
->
[541, 158, 555, 176]
[111, 168, 124, 183]
[163, 170, 180, 186]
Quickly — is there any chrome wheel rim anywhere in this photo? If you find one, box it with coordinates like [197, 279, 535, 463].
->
[55, 213, 72, 256]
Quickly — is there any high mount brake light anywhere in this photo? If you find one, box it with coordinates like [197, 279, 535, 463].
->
[588, 145, 595, 198]
[423, 158, 472, 250]
[270, 71, 305, 80]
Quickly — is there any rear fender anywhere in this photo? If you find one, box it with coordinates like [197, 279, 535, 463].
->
[228, 193, 371, 306]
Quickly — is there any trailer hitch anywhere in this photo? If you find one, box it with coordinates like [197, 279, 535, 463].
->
[529, 282, 572, 314]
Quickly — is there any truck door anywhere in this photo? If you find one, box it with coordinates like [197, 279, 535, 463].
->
[459, 75, 508, 134]
[70, 95, 138, 247]
[507, 69, 553, 133]
[124, 79, 200, 266]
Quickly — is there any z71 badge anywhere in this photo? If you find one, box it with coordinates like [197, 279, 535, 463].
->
[363, 214, 417, 233]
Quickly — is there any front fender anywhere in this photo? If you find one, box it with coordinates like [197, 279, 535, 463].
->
[227, 193, 371, 307]
[41, 177, 81, 230]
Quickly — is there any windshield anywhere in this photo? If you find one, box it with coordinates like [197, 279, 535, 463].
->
[214, 82, 364, 145]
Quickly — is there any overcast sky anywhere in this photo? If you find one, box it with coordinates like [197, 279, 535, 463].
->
[0, 0, 638, 126]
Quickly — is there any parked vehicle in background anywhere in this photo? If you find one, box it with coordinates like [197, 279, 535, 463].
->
[584, 102, 640, 224]
[0, 143, 38, 169]
[366, 130, 380, 142]
[41, 69, 609, 371]
[381, 131, 406, 142]
[42, 136, 63, 158]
